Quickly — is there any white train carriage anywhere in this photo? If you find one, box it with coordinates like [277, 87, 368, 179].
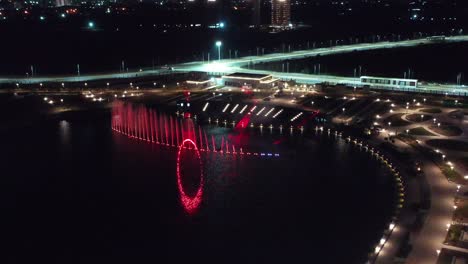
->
[360, 76, 418, 90]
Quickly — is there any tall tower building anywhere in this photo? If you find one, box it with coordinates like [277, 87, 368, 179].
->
[252, 0, 261, 27]
[271, 0, 290, 27]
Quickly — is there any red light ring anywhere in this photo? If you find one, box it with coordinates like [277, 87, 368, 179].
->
[176, 138, 204, 214]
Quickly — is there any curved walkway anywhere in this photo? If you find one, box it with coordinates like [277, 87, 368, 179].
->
[374, 103, 468, 263]
[406, 157, 457, 264]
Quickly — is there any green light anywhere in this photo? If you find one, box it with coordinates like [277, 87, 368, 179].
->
[60, 13, 66, 18]
[39, 16, 45, 21]
[88, 21, 94, 28]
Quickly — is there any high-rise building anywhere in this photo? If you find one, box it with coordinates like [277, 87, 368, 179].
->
[271, 0, 290, 27]
[252, 0, 261, 27]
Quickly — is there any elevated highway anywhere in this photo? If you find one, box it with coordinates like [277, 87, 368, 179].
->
[2, 35, 468, 95]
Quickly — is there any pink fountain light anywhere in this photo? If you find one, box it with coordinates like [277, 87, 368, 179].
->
[111, 101, 281, 213]
[111, 101, 280, 157]
[176, 138, 203, 214]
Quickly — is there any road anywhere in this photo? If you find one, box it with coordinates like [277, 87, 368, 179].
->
[2, 35, 468, 95]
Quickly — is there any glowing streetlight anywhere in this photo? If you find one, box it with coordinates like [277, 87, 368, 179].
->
[215, 41, 222, 61]
[88, 21, 95, 29]
[379, 238, 386, 246]
[374, 246, 381, 254]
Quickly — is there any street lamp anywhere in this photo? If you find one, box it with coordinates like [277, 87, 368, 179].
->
[216, 41, 222, 61]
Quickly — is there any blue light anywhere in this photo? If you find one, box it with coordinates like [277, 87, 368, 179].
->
[219, 22, 225, 28]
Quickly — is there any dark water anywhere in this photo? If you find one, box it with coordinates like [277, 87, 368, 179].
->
[253, 42, 468, 84]
[0, 111, 396, 264]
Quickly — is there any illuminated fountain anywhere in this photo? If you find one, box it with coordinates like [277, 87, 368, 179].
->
[111, 101, 280, 213]
[111, 101, 280, 157]
[177, 139, 203, 214]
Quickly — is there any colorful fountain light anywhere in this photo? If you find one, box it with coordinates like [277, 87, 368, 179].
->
[176, 139, 203, 214]
[110, 101, 280, 214]
[110, 101, 280, 157]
